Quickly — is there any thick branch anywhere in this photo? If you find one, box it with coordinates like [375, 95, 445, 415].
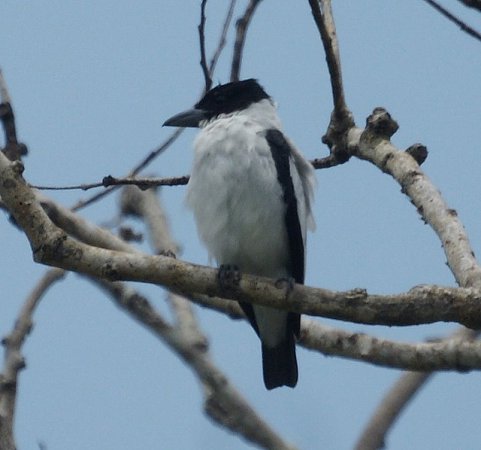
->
[348, 108, 481, 448]
[301, 319, 481, 371]
[4, 161, 481, 329]
[353, 108, 481, 290]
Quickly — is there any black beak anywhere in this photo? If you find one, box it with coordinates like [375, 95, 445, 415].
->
[163, 108, 209, 128]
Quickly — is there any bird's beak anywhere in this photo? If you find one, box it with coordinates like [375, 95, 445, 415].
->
[163, 108, 209, 128]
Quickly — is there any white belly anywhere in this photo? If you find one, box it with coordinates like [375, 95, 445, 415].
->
[186, 122, 291, 279]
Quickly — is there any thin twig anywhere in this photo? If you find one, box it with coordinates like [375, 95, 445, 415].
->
[31, 174, 190, 192]
[72, 0, 238, 211]
[198, 0, 211, 91]
[307, 0, 354, 161]
[70, 128, 183, 211]
[209, 0, 237, 77]
[308, 0, 347, 115]
[422, 0, 481, 42]
[31, 152, 350, 193]
[35, 2, 235, 199]
[230, 0, 262, 82]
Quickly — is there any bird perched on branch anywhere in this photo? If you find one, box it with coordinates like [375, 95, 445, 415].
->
[164, 79, 315, 389]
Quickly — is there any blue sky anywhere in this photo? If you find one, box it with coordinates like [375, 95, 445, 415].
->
[1, 1, 481, 449]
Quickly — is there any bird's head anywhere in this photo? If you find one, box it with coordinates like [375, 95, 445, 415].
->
[163, 79, 270, 128]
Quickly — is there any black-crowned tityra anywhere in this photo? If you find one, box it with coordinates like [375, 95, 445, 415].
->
[164, 79, 315, 389]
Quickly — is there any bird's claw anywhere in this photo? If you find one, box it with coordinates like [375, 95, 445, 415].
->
[274, 277, 296, 294]
[217, 264, 241, 291]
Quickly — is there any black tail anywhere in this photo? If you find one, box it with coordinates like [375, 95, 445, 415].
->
[262, 333, 298, 390]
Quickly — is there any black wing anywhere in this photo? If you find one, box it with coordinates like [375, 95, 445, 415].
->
[265, 129, 305, 285]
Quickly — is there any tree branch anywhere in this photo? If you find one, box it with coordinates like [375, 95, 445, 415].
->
[198, 0, 211, 91]
[70, 128, 184, 211]
[12, 176, 481, 376]
[349, 108, 481, 447]
[353, 108, 481, 290]
[308, 0, 355, 165]
[301, 319, 481, 371]
[209, 0, 237, 78]
[5, 166, 481, 331]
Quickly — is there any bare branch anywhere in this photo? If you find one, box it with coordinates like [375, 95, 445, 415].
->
[301, 319, 481, 371]
[14, 176, 481, 377]
[35, 191, 135, 253]
[230, 0, 262, 82]
[308, 0, 347, 116]
[422, 0, 481, 42]
[32, 152, 355, 193]
[198, 0, 236, 91]
[209, 0, 237, 77]
[198, 0, 211, 90]
[31, 175, 190, 192]
[172, 298, 481, 372]
[6, 116, 481, 327]
[0, 269, 65, 450]
[307, 0, 354, 162]
[6, 163, 481, 330]
[70, 127, 184, 211]
[354, 108, 481, 290]
[351, 107, 481, 447]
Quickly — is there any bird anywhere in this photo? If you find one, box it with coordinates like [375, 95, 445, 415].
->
[164, 79, 315, 389]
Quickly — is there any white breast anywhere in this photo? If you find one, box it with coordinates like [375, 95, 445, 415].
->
[185, 100, 315, 279]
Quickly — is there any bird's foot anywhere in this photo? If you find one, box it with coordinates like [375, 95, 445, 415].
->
[217, 264, 241, 291]
[274, 277, 296, 295]
[159, 249, 177, 258]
